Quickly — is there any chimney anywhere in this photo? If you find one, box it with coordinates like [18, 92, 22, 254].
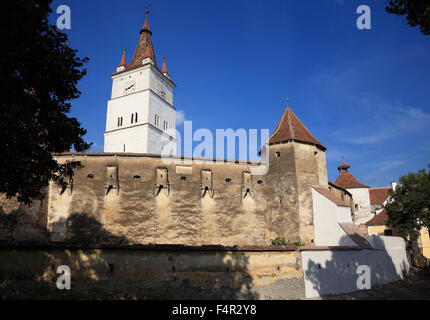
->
[391, 181, 397, 190]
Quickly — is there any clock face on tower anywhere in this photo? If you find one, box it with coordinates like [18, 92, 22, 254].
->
[123, 80, 136, 95]
[157, 81, 167, 99]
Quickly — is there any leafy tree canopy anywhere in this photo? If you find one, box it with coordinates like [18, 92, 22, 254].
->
[385, 164, 430, 241]
[0, 0, 90, 203]
[386, 0, 430, 35]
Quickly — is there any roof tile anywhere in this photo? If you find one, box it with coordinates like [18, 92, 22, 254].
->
[313, 187, 350, 207]
[365, 209, 389, 226]
[369, 187, 391, 205]
[335, 171, 369, 189]
[268, 107, 325, 150]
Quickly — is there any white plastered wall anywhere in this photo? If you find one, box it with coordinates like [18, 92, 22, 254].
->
[311, 188, 357, 247]
[301, 236, 410, 298]
[348, 188, 372, 225]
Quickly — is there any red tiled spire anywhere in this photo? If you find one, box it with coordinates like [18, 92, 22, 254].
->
[161, 56, 168, 73]
[118, 48, 126, 67]
[268, 100, 325, 150]
[128, 9, 157, 68]
[142, 9, 151, 33]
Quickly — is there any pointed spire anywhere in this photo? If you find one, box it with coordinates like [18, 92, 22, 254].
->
[268, 100, 325, 150]
[118, 48, 126, 67]
[128, 9, 156, 68]
[141, 9, 151, 34]
[161, 56, 168, 73]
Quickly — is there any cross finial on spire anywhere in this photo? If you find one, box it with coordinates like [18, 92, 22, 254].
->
[286, 97, 289, 107]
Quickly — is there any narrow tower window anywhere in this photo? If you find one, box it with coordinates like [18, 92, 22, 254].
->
[131, 113, 134, 124]
[120, 117, 123, 126]
[135, 112, 138, 123]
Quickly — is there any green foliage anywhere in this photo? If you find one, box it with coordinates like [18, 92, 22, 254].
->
[271, 237, 305, 246]
[0, 0, 90, 203]
[386, 0, 430, 35]
[384, 164, 430, 242]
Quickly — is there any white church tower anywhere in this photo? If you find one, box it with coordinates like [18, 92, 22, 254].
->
[104, 10, 176, 154]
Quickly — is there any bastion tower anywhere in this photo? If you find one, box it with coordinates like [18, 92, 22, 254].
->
[264, 102, 328, 243]
[104, 11, 176, 154]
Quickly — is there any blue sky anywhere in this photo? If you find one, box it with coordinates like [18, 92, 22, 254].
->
[49, 0, 430, 188]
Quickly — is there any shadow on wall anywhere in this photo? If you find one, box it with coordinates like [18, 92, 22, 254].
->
[302, 235, 410, 298]
[0, 213, 258, 300]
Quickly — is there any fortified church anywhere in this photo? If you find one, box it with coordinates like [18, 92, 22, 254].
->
[0, 10, 371, 248]
[0, 11, 413, 300]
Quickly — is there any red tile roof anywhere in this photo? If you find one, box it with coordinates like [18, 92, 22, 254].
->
[335, 171, 369, 189]
[161, 56, 168, 73]
[268, 107, 325, 150]
[313, 187, 350, 207]
[118, 49, 126, 67]
[365, 209, 389, 226]
[369, 187, 391, 205]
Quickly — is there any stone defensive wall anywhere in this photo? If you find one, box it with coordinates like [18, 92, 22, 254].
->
[0, 245, 305, 299]
[1, 148, 325, 246]
[0, 238, 409, 299]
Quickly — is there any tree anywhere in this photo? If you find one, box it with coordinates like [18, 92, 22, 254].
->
[0, 0, 90, 204]
[385, 0, 430, 35]
[385, 164, 430, 246]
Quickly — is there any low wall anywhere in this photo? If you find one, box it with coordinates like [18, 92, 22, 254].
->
[301, 236, 410, 298]
[0, 246, 305, 300]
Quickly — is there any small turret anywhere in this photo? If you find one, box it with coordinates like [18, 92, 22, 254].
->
[116, 48, 127, 72]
